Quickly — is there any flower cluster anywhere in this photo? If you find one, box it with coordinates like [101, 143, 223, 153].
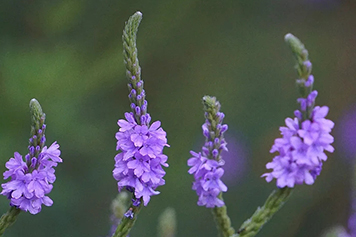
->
[262, 34, 335, 188]
[113, 112, 169, 206]
[188, 151, 227, 208]
[1, 139, 62, 214]
[112, 11, 169, 213]
[188, 96, 228, 208]
[262, 91, 334, 188]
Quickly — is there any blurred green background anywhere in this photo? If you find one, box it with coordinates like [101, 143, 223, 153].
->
[1, 0, 356, 236]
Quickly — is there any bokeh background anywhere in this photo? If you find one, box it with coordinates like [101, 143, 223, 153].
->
[1, 0, 356, 236]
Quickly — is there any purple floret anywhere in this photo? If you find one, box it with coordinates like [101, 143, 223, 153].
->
[202, 168, 227, 192]
[187, 151, 207, 175]
[3, 152, 27, 179]
[197, 188, 224, 208]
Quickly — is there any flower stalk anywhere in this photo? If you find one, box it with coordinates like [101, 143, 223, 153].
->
[211, 193, 236, 237]
[0, 206, 21, 236]
[237, 188, 292, 237]
[112, 11, 169, 237]
[112, 203, 142, 237]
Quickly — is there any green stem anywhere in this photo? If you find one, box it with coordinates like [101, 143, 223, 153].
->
[112, 203, 142, 237]
[211, 193, 236, 237]
[237, 188, 292, 237]
[0, 206, 21, 236]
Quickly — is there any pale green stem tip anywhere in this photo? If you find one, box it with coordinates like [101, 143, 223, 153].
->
[202, 95, 220, 113]
[124, 11, 143, 42]
[284, 33, 308, 63]
[284, 33, 304, 53]
[29, 98, 45, 124]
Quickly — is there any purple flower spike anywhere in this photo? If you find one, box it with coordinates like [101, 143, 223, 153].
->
[113, 112, 168, 206]
[113, 65, 169, 208]
[1, 99, 62, 214]
[188, 96, 229, 208]
[262, 44, 334, 188]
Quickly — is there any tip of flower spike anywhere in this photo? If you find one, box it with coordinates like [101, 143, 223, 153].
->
[125, 11, 143, 35]
[284, 33, 308, 61]
[29, 98, 39, 105]
[29, 98, 43, 116]
[202, 95, 220, 114]
[134, 11, 142, 17]
[284, 33, 294, 42]
[202, 95, 216, 107]
[284, 33, 301, 46]
[29, 98, 46, 129]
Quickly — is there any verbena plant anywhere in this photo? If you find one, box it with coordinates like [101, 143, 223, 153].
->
[0, 11, 354, 237]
